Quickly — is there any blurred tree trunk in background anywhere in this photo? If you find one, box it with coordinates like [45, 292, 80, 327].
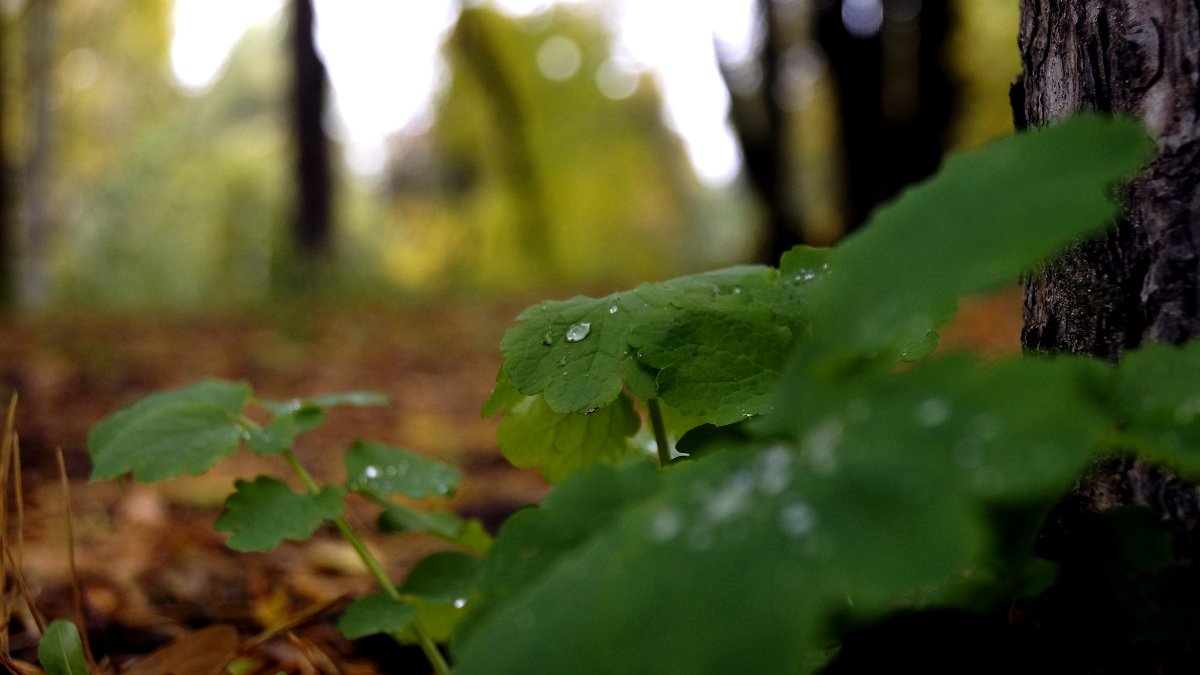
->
[21, 0, 55, 308]
[0, 13, 11, 309]
[452, 6, 555, 275]
[290, 0, 333, 275]
[1015, 1, 1200, 666]
[722, 0, 804, 265]
[815, 0, 954, 233]
[725, 0, 955, 261]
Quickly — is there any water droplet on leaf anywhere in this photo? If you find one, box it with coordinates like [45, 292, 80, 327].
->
[541, 332, 555, 346]
[917, 398, 950, 427]
[608, 304, 619, 314]
[648, 507, 683, 543]
[364, 466, 379, 479]
[565, 322, 592, 342]
[453, 598, 468, 609]
[584, 406, 601, 415]
[779, 501, 815, 537]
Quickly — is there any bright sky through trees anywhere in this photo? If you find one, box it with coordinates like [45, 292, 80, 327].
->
[170, 0, 754, 184]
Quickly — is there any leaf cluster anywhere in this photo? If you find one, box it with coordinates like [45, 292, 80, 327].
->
[87, 383, 488, 645]
[459, 114, 1189, 672]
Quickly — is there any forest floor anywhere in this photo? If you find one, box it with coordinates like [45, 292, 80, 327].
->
[0, 287, 1023, 674]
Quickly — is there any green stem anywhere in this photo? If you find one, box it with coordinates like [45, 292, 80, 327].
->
[646, 399, 672, 467]
[281, 450, 452, 675]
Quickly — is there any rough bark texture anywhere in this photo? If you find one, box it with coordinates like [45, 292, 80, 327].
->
[1016, 3, 1200, 668]
[1017, 0, 1200, 359]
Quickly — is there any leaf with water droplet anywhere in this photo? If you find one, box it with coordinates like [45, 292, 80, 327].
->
[497, 393, 640, 482]
[497, 264, 816, 415]
[345, 440, 462, 499]
[88, 380, 252, 482]
[215, 477, 344, 552]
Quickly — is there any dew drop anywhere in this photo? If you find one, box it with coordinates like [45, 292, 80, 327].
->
[803, 419, 843, 475]
[706, 470, 756, 522]
[608, 304, 619, 314]
[648, 507, 683, 543]
[565, 321, 592, 342]
[779, 501, 816, 537]
[364, 466, 379, 479]
[585, 406, 601, 415]
[732, 286, 743, 294]
[916, 398, 950, 427]
[385, 465, 397, 476]
[758, 445, 793, 495]
[557, 355, 568, 367]
[541, 331, 555, 346]
[453, 598, 468, 609]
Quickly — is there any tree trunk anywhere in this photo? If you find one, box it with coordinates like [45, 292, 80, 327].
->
[721, 0, 804, 264]
[21, 0, 54, 308]
[290, 0, 333, 266]
[0, 12, 11, 309]
[815, 0, 955, 233]
[1015, 1, 1200, 667]
[1016, 0, 1200, 358]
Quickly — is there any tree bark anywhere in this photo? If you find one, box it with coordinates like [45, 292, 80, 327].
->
[1015, 2, 1200, 666]
[290, 0, 333, 263]
[1016, 0, 1200, 359]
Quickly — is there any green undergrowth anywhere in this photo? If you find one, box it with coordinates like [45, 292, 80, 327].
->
[72, 114, 1200, 674]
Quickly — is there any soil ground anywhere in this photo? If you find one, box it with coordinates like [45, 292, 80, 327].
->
[0, 288, 1022, 674]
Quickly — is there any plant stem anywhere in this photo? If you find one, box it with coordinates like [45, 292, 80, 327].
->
[646, 399, 672, 467]
[281, 450, 452, 675]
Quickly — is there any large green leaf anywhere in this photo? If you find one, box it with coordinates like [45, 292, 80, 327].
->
[88, 380, 252, 481]
[498, 264, 818, 415]
[38, 620, 87, 675]
[628, 297, 793, 424]
[496, 392, 641, 481]
[345, 440, 462, 499]
[804, 113, 1152, 363]
[215, 477, 344, 552]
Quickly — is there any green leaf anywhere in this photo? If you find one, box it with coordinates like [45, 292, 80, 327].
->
[261, 390, 389, 415]
[338, 593, 419, 639]
[401, 551, 482, 603]
[804, 114, 1151, 363]
[500, 265, 795, 414]
[345, 440, 462, 499]
[38, 620, 87, 675]
[243, 405, 326, 455]
[454, 444, 983, 674]
[629, 297, 793, 424]
[395, 552, 483, 643]
[457, 355, 1116, 673]
[1113, 341, 1200, 474]
[481, 368, 525, 418]
[215, 477, 344, 552]
[377, 500, 466, 538]
[496, 392, 640, 482]
[88, 380, 252, 482]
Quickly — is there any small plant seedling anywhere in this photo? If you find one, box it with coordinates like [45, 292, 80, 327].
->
[87, 384, 489, 675]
